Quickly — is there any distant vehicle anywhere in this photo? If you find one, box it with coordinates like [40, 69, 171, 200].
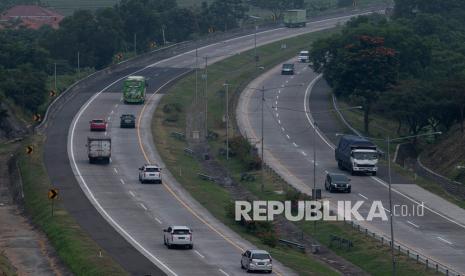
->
[335, 135, 378, 175]
[325, 172, 351, 193]
[87, 137, 111, 164]
[120, 114, 136, 128]
[89, 119, 107, 131]
[163, 226, 193, 249]
[298, 50, 309, 63]
[284, 9, 306, 28]
[241, 249, 273, 273]
[123, 76, 147, 104]
[139, 164, 162, 184]
[281, 63, 295, 75]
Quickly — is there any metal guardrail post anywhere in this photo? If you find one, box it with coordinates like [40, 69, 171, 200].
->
[426, 259, 429, 270]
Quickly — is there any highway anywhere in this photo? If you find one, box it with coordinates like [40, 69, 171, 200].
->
[237, 61, 465, 274]
[42, 11, 377, 276]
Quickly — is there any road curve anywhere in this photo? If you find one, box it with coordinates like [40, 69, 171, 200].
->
[237, 60, 465, 274]
[44, 9, 384, 276]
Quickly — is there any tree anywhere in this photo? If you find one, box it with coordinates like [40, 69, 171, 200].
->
[250, 0, 304, 20]
[378, 79, 433, 137]
[208, 0, 248, 31]
[310, 33, 399, 133]
[440, 76, 465, 133]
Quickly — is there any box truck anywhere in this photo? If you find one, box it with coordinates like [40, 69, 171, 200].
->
[335, 135, 378, 175]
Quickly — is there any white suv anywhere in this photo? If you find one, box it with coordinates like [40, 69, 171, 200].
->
[138, 164, 162, 184]
[298, 50, 309, 62]
[241, 249, 273, 273]
[163, 226, 193, 249]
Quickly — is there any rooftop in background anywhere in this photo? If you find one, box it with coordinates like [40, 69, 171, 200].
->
[0, 5, 64, 29]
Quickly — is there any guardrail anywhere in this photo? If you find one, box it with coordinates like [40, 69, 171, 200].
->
[343, 220, 461, 275]
[278, 239, 306, 252]
[197, 173, 216, 182]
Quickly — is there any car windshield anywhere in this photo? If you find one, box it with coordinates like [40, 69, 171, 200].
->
[252, 253, 270, 260]
[283, 64, 293, 69]
[93, 120, 104, 123]
[145, 167, 160, 172]
[173, 229, 190, 235]
[300, 52, 309, 57]
[331, 175, 348, 182]
[353, 152, 377, 160]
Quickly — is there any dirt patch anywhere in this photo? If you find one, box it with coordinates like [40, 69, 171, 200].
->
[0, 143, 71, 276]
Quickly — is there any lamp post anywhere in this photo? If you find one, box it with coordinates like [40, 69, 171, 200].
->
[247, 83, 304, 191]
[249, 15, 261, 69]
[336, 131, 441, 276]
[223, 82, 230, 161]
[274, 105, 363, 193]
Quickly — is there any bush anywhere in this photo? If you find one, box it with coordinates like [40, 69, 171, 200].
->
[230, 136, 261, 171]
[163, 103, 182, 113]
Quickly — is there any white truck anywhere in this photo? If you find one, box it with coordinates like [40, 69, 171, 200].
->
[335, 135, 378, 175]
[298, 50, 309, 62]
[87, 137, 111, 164]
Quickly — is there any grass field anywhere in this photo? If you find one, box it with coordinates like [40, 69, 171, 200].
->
[0, 251, 17, 276]
[17, 135, 127, 276]
[152, 26, 437, 275]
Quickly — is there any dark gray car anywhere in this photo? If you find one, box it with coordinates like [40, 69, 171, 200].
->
[325, 173, 351, 193]
[120, 114, 136, 128]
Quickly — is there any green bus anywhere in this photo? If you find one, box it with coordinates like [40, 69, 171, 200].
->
[123, 76, 147, 104]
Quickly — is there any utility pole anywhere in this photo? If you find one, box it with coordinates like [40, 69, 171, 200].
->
[387, 136, 396, 276]
[261, 85, 265, 192]
[195, 48, 198, 103]
[77, 51, 80, 77]
[162, 25, 166, 46]
[254, 24, 258, 69]
[224, 82, 230, 160]
[204, 56, 208, 138]
[54, 63, 57, 92]
[134, 33, 137, 55]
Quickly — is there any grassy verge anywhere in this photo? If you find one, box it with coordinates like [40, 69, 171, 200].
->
[0, 252, 16, 276]
[337, 100, 465, 209]
[17, 135, 127, 275]
[153, 27, 436, 275]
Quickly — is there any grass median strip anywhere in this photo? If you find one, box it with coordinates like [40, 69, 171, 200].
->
[153, 27, 436, 275]
[17, 135, 127, 276]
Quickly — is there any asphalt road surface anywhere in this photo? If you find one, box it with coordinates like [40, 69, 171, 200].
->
[43, 12, 378, 276]
[237, 61, 465, 274]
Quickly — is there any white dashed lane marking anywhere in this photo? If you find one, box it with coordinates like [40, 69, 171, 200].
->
[129, 191, 136, 197]
[437, 237, 453, 245]
[358, 193, 368, 200]
[194, 250, 205, 258]
[120, 179, 125, 185]
[406, 220, 419, 228]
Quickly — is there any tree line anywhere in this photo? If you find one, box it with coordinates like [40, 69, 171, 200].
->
[309, 0, 465, 136]
[0, 0, 252, 115]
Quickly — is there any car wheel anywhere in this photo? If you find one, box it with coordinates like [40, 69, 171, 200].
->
[338, 161, 343, 170]
[373, 172, 377, 176]
[329, 186, 333, 193]
[241, 260, 244, 269]
[188, 244, 193, 249]
[267, 270, 272, 274]
[347, 188, 351, 193]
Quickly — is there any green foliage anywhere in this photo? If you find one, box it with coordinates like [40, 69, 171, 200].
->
[250, 0, 304, 19]
[229, 136, 261, 170]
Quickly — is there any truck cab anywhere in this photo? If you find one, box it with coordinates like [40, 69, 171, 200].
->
[335, 135, 378, 175]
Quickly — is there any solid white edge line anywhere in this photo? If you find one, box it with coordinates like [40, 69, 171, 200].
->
[194, 250, 205, 259]
[406, 220, 419, 228]
[219, 269, 230, 276]
[437, 237, 453, 245]
[304, 74, 465, 231]
[70, 100, 178, 276]
[67, 12, 376, 276]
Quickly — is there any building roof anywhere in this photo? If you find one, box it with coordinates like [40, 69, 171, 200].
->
[0, 5, 64, 29]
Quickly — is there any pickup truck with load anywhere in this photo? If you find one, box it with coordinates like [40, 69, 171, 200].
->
[335, 135, 378, 175]
[284, 9, 306, 28]
[87, 137, 111, 164]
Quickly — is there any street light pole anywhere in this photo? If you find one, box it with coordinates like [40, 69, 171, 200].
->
[387, 136, 396, 276]
[261, 85, 265, 192]
[204, 56, 209, 138]
[224, 82, 230, 160]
